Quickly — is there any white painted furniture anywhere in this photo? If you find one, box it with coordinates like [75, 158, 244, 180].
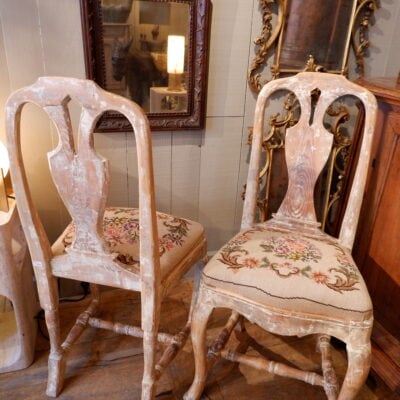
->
[185, 72, 378, 400]
[0, 199, 38, 373]
[6, 77, 207, 399]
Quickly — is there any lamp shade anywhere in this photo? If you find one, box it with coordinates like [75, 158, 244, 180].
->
[0, 141, 9, 177]
[167, 35, 185, 74]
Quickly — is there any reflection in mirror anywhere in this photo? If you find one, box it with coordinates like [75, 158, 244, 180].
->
[80, 0, 211, 131]
[277, 0, 356, 73]
[102, 0, 189, 113]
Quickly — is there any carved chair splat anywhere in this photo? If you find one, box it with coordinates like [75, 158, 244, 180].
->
[184, 72, 377, 400]
[5, 77, 207, 400]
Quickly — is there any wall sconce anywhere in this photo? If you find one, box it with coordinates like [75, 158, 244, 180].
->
[0, 141, 10, 212]
[139, 2, 170, 43]
[167, 35, 185, 91]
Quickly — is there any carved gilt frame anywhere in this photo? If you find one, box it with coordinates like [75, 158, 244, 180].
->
[248, 0, 378, 93]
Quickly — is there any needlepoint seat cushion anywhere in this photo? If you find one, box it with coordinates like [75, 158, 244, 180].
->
[52, 207, 204, 278]
[202, 223, 372, 323]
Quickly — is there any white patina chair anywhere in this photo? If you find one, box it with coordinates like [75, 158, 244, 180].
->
[184, 72, 377, 399]
[0, 200, 38, 373]
[5, 77, 207, 399]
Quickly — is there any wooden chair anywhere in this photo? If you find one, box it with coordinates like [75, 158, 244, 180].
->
[5, 77, 207, 399]
[0, 200, 38, 373]
[184, 72, 377, 400]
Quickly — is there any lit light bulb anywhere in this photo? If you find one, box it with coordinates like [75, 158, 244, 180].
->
[167, 35, 185, 91]
[167, 35, 185, 74]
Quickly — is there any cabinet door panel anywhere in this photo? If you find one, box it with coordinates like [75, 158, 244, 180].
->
[369, 133, 400, 284]
[354, 77, 400, 392]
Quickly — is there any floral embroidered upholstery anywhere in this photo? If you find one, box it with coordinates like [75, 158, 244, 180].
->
[52, 207, 204, 278]
[202, 224, 372, 322]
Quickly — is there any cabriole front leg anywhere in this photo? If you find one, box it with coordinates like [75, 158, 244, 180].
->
[183, 287, 214, 400]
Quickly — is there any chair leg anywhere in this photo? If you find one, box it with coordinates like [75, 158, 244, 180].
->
[317, 335, 338, 399]
[141, 283, 161, 400]
[338, 338, 371, 400]
[183, 288, 214, 400]
[234, 315, 251, 353]
[33, 271, 65, 398]
[141, 330, 158, 400]
[45, 308, 66, 397]
[188, 257, 207, 324]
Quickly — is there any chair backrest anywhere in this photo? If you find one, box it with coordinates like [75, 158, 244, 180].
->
[243, 72, 377, 249]
[5, 77, 160, 281]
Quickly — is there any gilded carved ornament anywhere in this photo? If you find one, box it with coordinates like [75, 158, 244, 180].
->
[245, 0, 378, 234]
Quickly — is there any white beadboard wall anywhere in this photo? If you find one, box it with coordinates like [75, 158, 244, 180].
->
[0, 0, 399, 252]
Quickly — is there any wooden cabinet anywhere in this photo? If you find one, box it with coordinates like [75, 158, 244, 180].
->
[353, 77, 400, 392]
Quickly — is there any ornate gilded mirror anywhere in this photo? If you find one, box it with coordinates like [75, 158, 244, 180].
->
[248, 0, 377, 92]
[246, 0, 378, 236]
[80, 0, 211, 131]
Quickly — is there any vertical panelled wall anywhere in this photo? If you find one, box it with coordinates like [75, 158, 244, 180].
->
[0, 0, 399, 252]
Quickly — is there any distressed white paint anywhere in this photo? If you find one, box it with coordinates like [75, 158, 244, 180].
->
[185, 72, 377, 400]
[6, 76, 207, 399]
[0, 0, 399, 253]
[0, 201, 39, 373]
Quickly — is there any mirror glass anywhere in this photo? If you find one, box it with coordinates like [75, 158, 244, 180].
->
[277, 0, 356, 73]
[80, 0, 211, 131]
[248, 0, 377, 93]
[102, 0, 189, 113]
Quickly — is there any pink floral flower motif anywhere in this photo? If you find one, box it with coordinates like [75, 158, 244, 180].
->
[273, 243, 291, 257]
[159, 237, 175, 253]
[104, 225, 124, 245]
[287, 238, 308, 254]
[123, 220, 139, 231]
[271, 262, 298, 277]
[242, 257, 260, 269]
[312, 271, 329, 284]
[262, 235, 322, 262]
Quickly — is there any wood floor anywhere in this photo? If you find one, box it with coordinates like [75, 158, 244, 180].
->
[0, 279, 398, 400]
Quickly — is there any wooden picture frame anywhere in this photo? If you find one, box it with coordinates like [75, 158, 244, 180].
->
[80, 0, 211, 131]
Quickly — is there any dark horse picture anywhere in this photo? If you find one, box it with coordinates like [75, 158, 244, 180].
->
[111, 37, 166, 108]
